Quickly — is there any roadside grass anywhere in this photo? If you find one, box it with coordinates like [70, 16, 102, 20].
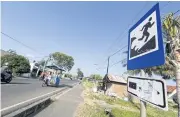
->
[77, 80, 177, 117]
[146, 104, 177, 117]
[92, 92, 177, 117]
[112, 108, 140, 117]
[82, 80, 94, 89]
[75, 102, 108, 117]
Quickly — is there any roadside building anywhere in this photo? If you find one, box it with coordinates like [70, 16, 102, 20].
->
[103, 74, 128, 98]
[46, 63, 65, 75]
[167, 85, 176, 102]
[1, 49, 11, 57]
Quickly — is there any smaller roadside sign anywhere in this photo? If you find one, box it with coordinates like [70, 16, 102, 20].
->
[127, 76, 168, 111]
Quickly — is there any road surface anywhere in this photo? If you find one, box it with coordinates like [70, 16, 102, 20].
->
[35, 84, 83, 117]
[1, 77, 78, 109]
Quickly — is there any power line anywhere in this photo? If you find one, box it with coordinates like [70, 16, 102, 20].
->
[110, 58, 127, 68]
[96, 2, 150, 68]
[109, 45, 128, 57]
[105, 2, 149, 55]
[106, 2, 172, 55]
[109, 10, 179, 70]
[161, 1, 171, 11]
[1, 32, 43, 55]
[96, 2, 175, 74]
[109, 9, 179, 68]
[162, 10, 180, 33]
[110, 2, 172, 52]
[98, 2, 173, 66]
[96, 45, 128, 71]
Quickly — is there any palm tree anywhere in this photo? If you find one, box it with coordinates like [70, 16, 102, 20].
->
[126, 57, 175, 78]
[163, 13, 180, 116]
[125, 13, 180, 115]
[125, 14, 179, 77]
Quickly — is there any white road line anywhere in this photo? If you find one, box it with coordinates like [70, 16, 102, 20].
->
[0, 82, 78, 112]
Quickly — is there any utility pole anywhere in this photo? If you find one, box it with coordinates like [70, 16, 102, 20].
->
[104, 56, 110, 93]
[106, 56, 110, 75]
[42, 58, 48, 73]
[140, 70, 146, 117]
[36, 65, 41, 77]
[42, 55, 52, 73]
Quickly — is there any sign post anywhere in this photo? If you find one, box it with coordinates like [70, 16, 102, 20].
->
[140, 70, 146, 117]
[127, 3, 166, 117]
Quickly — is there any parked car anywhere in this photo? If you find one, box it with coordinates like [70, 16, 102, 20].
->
[1, 65, 13, 83]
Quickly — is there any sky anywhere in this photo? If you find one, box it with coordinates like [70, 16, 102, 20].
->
[1, 1, 180, 77]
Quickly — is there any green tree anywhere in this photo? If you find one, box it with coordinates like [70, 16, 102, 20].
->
[52, 52, 74, 71]
[7, 49, 17, 55]
[64, 73, 73, 78]
[1, 54, 30, 74]
[38, 60, 46, 67]
[77, 68, 84, 78]
[90, 74, 102, 80]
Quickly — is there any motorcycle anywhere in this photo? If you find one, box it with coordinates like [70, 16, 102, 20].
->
[42, 78, 49, 87]
[1, 66, 12, 83]
[42, 77, 60, 87]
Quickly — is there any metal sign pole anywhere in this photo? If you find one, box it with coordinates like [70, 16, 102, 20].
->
[140, 70, 146, 117]
[43, 58, 49, 73]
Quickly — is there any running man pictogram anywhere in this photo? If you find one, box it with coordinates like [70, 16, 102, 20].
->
[138, 17, 155, 42]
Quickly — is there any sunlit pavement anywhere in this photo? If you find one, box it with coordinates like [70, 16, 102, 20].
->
[1, 77, 78, 109]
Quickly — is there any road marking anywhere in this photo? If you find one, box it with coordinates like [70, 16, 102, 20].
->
[53, 83, 79, 100]
[0, 88, 66, 112]
[0, 82, 78, 112]
[1, 84, 18, 86]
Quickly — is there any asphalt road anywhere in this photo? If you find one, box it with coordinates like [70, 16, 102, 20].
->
[35, 84, 83, 117]
[1, 77, 78, 109]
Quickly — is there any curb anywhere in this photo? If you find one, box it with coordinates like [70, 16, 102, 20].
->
[1, 82, 79, 117]
[51, 82, 80, 101]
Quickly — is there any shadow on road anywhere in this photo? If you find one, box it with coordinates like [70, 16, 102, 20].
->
[42, 84, 73, 88]
[57, 84, 73, 88]
[1, 82, 31, 85]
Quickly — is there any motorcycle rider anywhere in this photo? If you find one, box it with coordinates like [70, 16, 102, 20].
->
[44, 71, 52, 85]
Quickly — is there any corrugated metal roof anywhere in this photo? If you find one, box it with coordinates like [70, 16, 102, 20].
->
[1, 49, 10, 56]
[46, 63, 65, 71]
[167, 85, 176, 93]
[107, 74, 127, 84]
